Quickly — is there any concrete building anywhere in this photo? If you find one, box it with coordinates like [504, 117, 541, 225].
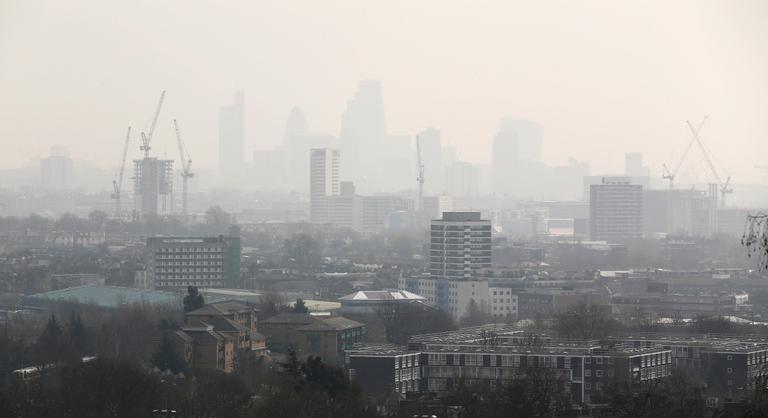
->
[219, 91, 245, 179]
[348, 326, 671, 405]
[399, 212, 493, 320]
[309, 148, 340, 224]
[429, 212, 492, 280]
[516, 289, 605, 319]
[40, 147, 73, 191]
[347, 345, 422, 396]
[489, 287, 518, 320]
[133, 157, 174, 217]
[589, 177, 643, 241]
[146, 235, 241, 290]
[643, 189, 711, 237]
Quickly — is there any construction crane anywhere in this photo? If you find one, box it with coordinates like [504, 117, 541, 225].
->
[140, 90, 166, 158]
[415, 135, 425, 213]
[685, 118, 732, 207]
[111, 127, 132, 218]
[662, 117, 708, 189]
[173, 119, 194, 220]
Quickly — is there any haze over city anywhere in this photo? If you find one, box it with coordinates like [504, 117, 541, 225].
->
[2, 0, 767, 183]
[4, 2, 768, 417]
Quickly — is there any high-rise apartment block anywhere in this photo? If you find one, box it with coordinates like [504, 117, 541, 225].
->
[429, 212, 492, 280]
[401, 212, 493, 320]
[589, 177, 643, 241]
[309, 148, 340, 223]
[146, 235, 241, 290]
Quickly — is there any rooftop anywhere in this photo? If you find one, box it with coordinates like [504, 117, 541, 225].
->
[21, 285, 181, 309]
[339, 290, 426, 302]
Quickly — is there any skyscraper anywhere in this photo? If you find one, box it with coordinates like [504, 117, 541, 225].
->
[40, 147, 73, 190]
[339, 80, 386, 184]
[589, 177, 643, 241]
[491, 118, 543, 195]
[310, 148, 340, 223]
[219, 91, 244, 178]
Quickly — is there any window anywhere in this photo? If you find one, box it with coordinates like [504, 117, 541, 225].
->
[465, 354, 483, 366]
[596, 382, 603, 392]
[585, 357, 591, 364]
[596, 357, 603, 365]
[585, 383, 591, 390]
[727, 355, 733, 361]
[596, 370, 603, 377]
[727, 368, 733, 374]
[585, 369, 592, 377]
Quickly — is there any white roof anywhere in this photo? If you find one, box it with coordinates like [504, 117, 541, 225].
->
[339, 290, 426, 302]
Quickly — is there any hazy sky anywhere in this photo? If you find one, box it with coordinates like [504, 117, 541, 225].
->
[1, 0, 767, 183]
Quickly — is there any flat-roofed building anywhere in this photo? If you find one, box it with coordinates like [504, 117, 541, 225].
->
[146, 235, 241, 290]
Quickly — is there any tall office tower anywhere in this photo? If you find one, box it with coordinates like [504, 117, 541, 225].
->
[417, 128, 443, 194]
[133, 157, 174, 217]
[146, 233, 241, 290]
[282, 107, 334, 192]
[445, 161, 480, 197]
[310, 148, 340, 223]
[339, 80, 386, 184]
[589, 177, 643, 241]
[491, 118, 543, 195]
[40, 147, 73, 190]
[219, 91, 245, 178]
[625, 152, 651, 177]
[429, 212, 492, 280]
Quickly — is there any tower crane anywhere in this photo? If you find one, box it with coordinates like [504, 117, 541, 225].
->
[415, 135, 425, 213]
[662, 117, 708, 189]
[111, 127, 131, 218]
[140, 90, 166, 158]
[173, 119, 194, 220]
[685, 118, 732, 207]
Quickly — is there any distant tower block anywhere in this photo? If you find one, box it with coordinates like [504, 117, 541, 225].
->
[133, 157, 174, 217]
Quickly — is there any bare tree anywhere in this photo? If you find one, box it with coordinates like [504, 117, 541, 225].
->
[743, 213, 768, 270]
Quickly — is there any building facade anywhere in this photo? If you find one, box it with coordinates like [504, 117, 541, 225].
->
[309, 148, 341, 224]
[589, 177, 643, 241]
[146, 236, 241, 290]
[429, 212, 492, 280]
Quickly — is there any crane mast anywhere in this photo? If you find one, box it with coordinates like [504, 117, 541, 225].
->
[662, 117, 708, 189]
[141, 90, 166, 158]
[685, 118, 732, 207]
[416, 135, 425, 213]
[111, 127, 131, 218]
[173, 119, 194, 220]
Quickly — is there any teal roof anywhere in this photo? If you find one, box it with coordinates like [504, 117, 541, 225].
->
[22, 285, 182, 309]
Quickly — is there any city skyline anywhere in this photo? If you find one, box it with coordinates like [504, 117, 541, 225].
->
[1, 1, 767, 184]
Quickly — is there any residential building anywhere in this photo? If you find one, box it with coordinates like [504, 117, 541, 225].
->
[429, 212, 492, 280]
[309, 148, 340, 224]
[488, 287, 518, 320]
[185, 300, 265, 353]
[589, 177, 643, 241]
[146, 235, 241, 290]
[347, 345, 422, 396]
[260, 313, 366, 366]
[516, 289, 605, 319]
[348, 326, 671, 405]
